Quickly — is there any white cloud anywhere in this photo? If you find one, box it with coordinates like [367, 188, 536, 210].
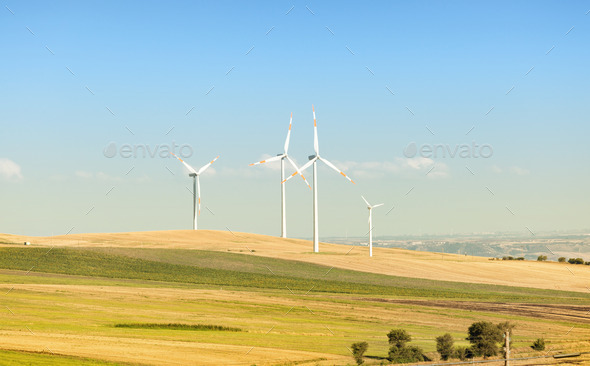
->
[75, 171, 93, 179]
[337, 157, 449, 179]
[511, 166, 530, 176]
[491, 165, 530, 176]
[76, 171, 121, 182]
[0, 158, 23, 181]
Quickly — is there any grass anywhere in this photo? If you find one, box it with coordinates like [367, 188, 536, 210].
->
[0, 349, 142, 366]
[114, 323, 242, 332]
[0, 247, 589, 304]
[2, 245, 590, 365]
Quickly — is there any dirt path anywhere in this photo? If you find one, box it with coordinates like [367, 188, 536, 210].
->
[356, 298, 590, 324]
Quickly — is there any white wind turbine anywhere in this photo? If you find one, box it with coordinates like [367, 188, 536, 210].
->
[250, 113, 310, 238]
[362, 196, 383, 257]
[170, 153, 219, 230]
[283, 105, 355, 253]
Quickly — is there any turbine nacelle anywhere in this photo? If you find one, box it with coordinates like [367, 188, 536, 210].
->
[170, 152, 220, 230]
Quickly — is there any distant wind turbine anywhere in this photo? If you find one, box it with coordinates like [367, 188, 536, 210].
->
[250, 113, 310, 238]
[284, 105, 355, 252]
[171, 153, 219, 230]
[362, 196, 383, 257]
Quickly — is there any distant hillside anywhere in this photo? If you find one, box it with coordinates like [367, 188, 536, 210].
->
[1, 230, 589, 293]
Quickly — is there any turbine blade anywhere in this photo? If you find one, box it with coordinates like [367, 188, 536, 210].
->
[286, 155, 311, 189]
[249, 155, 283, 166]
[284, 112, 293, 153]
[373, 203, 384, 208]
[312, 105, 319, 155]
[197, 155, 220, 175]
[170, 153, 197, 174]
[197, 176, 201, 216]
[320, 157, 355, 184]
[282, 157, 316, 184]
[361, 195, 370, 207]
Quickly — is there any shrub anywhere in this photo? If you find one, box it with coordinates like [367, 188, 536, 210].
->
[454, 346, 471, 361]
[350, 342, 369, 365]
[558, 257, 566, 262]
[568, 258, 584, 265]
[114, 323, 242, 332]
[537, 255, 547, 261]
[436, 333, 455, 361]
[388, 345, 425, 363]
[466, 321, 503, 358]
[531, 338, 545, 351]
[516, 257, 525, 261]
[387, 329, 412, 348]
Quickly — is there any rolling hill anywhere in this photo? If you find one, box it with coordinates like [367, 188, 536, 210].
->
[2, 230, 588, 293]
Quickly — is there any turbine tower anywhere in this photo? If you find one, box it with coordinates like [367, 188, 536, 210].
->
[250, 113, 310, 238]
[362, 196, 383, 257]
[284, 105, 355, 252]
[171, 153, 219, 230]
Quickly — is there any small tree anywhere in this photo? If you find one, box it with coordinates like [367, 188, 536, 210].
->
[558, 257, 566, 263]
[387, 329, 412, 348]
[388, 345, 425, 363]
[497, 321, 516, 334]
[466, 321, 503, 358]
[436, 333, 455, 360]
[454, 346, 471, 361]
[537, 255, 547, 261]
[531, 338, 545, 351]
[350, 342, 369, 365]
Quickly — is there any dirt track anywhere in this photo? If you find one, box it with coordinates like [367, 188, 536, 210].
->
[357, 298, 590, 324]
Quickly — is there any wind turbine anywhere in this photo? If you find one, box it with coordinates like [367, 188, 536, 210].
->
[250, 113, 310, 238]
[283, 105, 355, 253]
[362, 196, 383, 257]
[170, 153, 219, 230]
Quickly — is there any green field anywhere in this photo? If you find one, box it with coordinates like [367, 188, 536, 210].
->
[0, 349, 141, 366]
[1, 247, 589, 303]
[1, 246, 589, 365]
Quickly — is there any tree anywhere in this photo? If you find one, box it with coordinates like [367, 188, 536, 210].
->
[537, 255, 547, 261]
[387, 329, 412, 348]
[558, 257, 566, 263]
[568, 258, 584, 264]
[531, 338, 545, 351]
[388, 345, 425, 363]
[350, 342, 369, 365]
[466, 321, 503, 358]
[497, 321, 515, 334]
[436, 333, 455, 361]
[454, 346, 471, 361]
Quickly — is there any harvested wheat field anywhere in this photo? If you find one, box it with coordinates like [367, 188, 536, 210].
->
[1, 230, 589, 365]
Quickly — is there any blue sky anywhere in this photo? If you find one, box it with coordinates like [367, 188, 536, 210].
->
[1, 1, 589, 238]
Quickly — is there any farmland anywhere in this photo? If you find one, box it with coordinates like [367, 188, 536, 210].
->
[1, 231, 589, 365]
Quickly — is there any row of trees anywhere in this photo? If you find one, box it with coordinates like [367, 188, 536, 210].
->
[350, 329, 427, 365]
[558, 257, 590, 265]
[350, 321, 545, 364]
[504, 255, 590, 264]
